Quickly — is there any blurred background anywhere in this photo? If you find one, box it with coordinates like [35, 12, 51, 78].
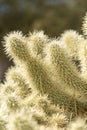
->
[0, 0, 87, 82]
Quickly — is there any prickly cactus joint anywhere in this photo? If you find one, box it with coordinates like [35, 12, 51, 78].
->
[0, 14, 87, 130]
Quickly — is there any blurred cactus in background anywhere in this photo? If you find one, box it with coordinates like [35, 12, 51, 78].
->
[0, 13, 87, 130]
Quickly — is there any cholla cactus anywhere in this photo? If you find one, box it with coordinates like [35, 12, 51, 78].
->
[0, 14, 87, 130]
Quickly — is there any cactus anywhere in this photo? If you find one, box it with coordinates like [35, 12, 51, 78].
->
[0, 14, 87, 130]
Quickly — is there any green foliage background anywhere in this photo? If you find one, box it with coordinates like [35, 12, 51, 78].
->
[0, 0, 87, 81]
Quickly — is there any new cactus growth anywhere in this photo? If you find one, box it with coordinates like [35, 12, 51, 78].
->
[0, 14, 87, 130]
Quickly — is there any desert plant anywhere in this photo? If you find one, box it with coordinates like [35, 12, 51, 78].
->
[0, 14, 87, 130]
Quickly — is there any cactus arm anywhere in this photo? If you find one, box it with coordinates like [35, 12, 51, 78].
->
[45, 41, 87, 104]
